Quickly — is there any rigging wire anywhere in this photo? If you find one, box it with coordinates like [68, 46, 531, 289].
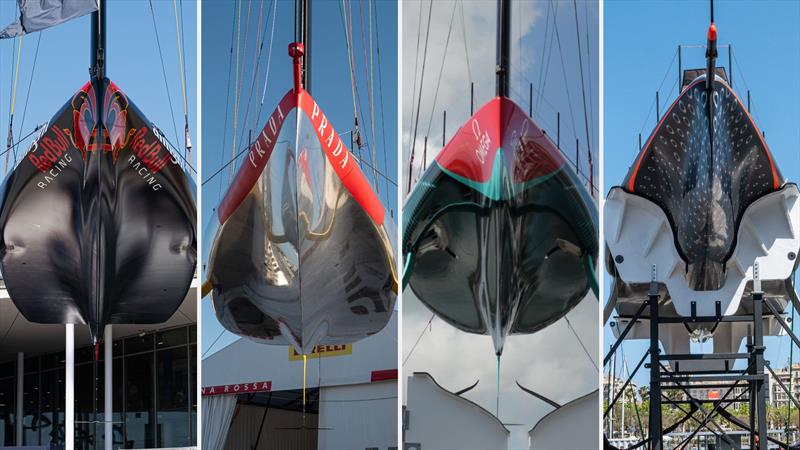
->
[359, 0, 379, 194]
[5, 35, 22, 176]
[172, 0, 191, 165]
[565, 315, 598, 371]
[344, 0, 372, 174]
[372, 0, 391, 205]
[1, 124, 45, 159]
[229, 0, 245, 180]
[148, 0, 182, 164]
[234, 0, 267, 164]
[202, 328, 229, 358]
[552, 4, 578, 142]
[16, 32, 41, 166]
[534, 0, 552, 113]
[635, 47, 677, 151]
[583, 0, 596, 147]
[536, 0, 557, 117]
[403, 313, 435, 366]
[408, 0, 434, 185]
[218, 1, 239, 200]
[406, 0, 425, 155]
[422, 1, 457, 146]
[255, 0, 277, 132]
[572, 0, 592, 160]
[458, 1, 472, 88]
[339, 0, 360, 127]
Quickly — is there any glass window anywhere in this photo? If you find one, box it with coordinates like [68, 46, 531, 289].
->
[156, 347, 190, 447]
[0, 361, 14, 378]
[112, 358, 124, 450]
[125, 334, 154, 355]
[24, 357, 39, 374]
[156, 328, 187, 349]
[23, 372, 39, 445]
[189, 344, 196, 446]
[125, 353, 155, 448]
[0, 375, 15, 445]
[39, 369, 63, 446]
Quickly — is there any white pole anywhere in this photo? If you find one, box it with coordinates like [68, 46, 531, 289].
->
[65, 324, 74, 450]
[104, 325, 112, 450]
[15, 352, 22, 446]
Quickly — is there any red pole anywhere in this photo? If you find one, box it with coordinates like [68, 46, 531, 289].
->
[288, 42, 305, 94]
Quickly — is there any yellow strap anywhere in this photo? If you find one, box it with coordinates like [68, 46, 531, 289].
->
[230, 0, 242, 179]
[171, 0, 188, 118]
[302, 353, 307, 411]
[200, 279, 213, 298]
[10, 36, 22, 116]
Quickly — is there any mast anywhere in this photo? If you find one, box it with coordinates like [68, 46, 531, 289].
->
[495, 0, 511, 97]
[295, 0, 310, 92]
[90, 0, 106, 80]
[705, 0, 717, 93]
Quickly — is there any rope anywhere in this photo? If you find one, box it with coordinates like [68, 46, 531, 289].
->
[202, 328, 228, 358]
[339, 0, 359, 123]
[572, 0, 592, 160]
[406, 0, 424, 155]
[583, 0, 595, 145]
[635, 48, 677, 151]
[5, 35, 22, 176]
[536, 0, 557, 117]
[229, 0, 244, 180]
[256, 0, 277, 128]
[218, 1, 238, 199]
[372, 0, 391, 203]
[565, 315, 598, 371]
[496, 354, 501, 417]
[403, 314, 434, 366]
[171, 0, 188, 132]
[148, 0, 182, 162]
[16, 32, 42, 166]
[552, 6, 578, 142]
[408, 0, 434, 182]
[360, 0, 379, 194]
[3, 124, 45, 158]
[458, 1, 472, 87]
[234, 0, 267, 166]
[423, 2, 457, 142]
[302, 353, 307, 411]
[203, 139, 287, 187]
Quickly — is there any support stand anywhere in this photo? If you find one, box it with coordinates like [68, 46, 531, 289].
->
[104, 325, 113, 450]
[15, 352, 22, 446]
[66, 324, 75, 450]
[605, 262, 780, 450]
[648, 265, 662, 450]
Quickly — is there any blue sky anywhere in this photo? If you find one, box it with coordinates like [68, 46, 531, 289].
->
[200, 0, 398, 358]
[0, 0, 197, 174]
[604, 0, 800, 388]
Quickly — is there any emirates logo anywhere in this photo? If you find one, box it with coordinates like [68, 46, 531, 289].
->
[472, 119, 490, 164]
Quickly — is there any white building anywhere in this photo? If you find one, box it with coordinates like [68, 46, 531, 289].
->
[201, 313, 398, 450]
[404, 372, 509, 450]
[0, 277, 199, 449]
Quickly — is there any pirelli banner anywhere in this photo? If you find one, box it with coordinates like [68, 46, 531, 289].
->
[288, 344, 352, 361]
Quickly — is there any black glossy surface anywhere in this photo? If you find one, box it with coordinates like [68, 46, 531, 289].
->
[625, 78, 778, 290]
[403, 160, 597, 354]
[0, 79, 197, 340]
[207, 112, 396, 354]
